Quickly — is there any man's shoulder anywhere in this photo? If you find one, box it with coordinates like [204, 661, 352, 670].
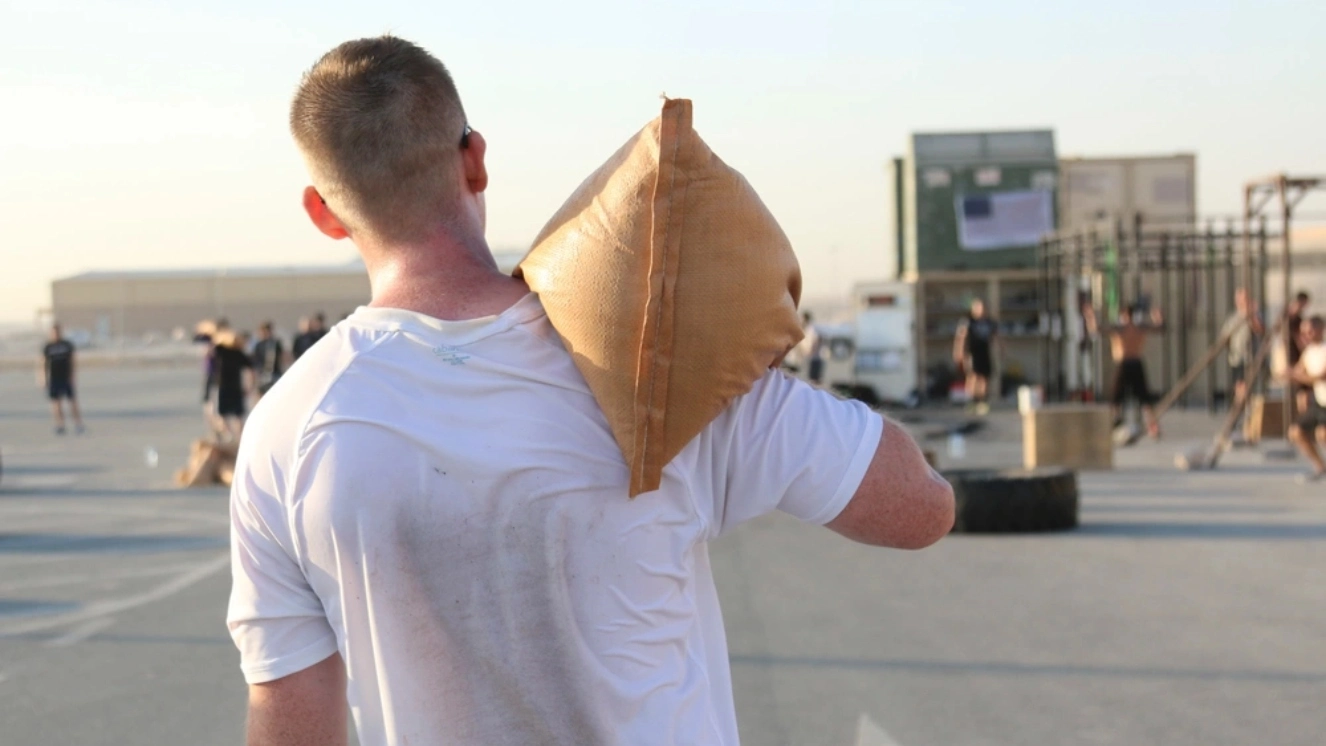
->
[247, 330, 383, 447]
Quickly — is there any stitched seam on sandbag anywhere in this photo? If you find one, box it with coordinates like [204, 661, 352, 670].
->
[639, 101, 685, 494]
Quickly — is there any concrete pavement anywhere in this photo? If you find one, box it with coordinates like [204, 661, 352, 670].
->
[2, 367, 1324, 745]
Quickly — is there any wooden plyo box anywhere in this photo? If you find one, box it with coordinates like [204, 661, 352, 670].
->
[1244, 395, 1285, 442]
[1022, 405, 1113, 470]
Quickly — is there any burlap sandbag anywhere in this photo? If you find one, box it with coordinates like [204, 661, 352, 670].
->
[517, 98, 803, 496]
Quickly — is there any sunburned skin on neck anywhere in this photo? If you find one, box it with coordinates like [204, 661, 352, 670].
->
[359, 236, 531, 322]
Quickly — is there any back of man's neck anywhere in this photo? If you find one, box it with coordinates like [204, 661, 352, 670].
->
[365, 244, 529, 322]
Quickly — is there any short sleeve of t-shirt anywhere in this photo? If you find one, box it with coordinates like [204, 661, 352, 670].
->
[707, 370, 883, 538]
[227, 442, 338, 685]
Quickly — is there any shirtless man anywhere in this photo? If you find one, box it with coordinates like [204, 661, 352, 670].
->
[1089, 304, 1164, 438]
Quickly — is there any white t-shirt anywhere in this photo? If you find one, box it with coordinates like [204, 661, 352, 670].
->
[227, 294, 882, 746]
[1301, 342, 1326, 406]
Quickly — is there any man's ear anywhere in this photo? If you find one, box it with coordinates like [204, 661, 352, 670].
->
[302, 186, 350, 240]
[461, 130, 488, 194]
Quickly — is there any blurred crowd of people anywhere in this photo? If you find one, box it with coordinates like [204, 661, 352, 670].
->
[193, 312, 336, 442]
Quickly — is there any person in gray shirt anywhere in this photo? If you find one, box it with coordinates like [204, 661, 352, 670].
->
[1221, 287, 1264, 411]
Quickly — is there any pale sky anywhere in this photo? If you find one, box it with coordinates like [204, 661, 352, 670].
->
[2, 0, 1324, 323]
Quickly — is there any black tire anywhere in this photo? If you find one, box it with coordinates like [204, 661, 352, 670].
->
[942, 468, 1079, 533]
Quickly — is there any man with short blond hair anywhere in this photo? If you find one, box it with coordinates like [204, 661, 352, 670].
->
[228, 35, 953, 746]
[289, 39, 470, 243]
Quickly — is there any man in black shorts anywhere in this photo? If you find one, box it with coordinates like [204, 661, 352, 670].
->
[212, 330, 254, 443]
[1088, 304, 1165, 439]
[1289, 316, 1326, 482]
[41, 324, 84, 435]
[953, 298, 999, 415]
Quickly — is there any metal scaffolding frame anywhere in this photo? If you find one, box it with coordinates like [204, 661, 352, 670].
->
[1037, 216, 1279, 409]
[1243, 174, 1325, 426]
[1035, 173, 1326, 422]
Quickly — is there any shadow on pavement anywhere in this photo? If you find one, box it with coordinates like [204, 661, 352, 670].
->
[728, 654, 1326, 684]
[81, 407, 199, 419]
[1, 631, 231, 646]
[2, 464, 105, 476]
[0, 486, 226, 499]
[1075, 521, 1326, 540]
[1081, 503, 1291, 515]
[0, 599, 82, 618]
[0, 533, 226, 554]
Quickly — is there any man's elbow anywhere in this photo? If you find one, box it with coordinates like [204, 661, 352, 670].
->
[894, 477, 956, 550]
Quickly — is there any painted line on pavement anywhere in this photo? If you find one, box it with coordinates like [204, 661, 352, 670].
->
[45, 617, 116, 648]
[0, 553, 228, 638]
[0, 563, 206, 594]
[856, 713, 903, 746]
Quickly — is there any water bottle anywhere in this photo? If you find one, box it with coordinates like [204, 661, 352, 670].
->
[947, 431, 967, 460]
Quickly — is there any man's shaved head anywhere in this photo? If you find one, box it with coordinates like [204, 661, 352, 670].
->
[292, 36, 469, 243]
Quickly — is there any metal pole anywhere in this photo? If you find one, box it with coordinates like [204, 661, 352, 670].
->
[1177, 233, 1189, 408]
[1160, 231, 1173, 394]
[1040, 238, 1050, 397]
[1242, 184, 1254, 297]
[1224, 219, 1237, 409]
[1205, 221, 1217, 412]
[1132, 214, 1144, 308]
[1281, 177, 1294, 430]
[1077, 231, 1088, 398]
[1257, 216, 1269, 397]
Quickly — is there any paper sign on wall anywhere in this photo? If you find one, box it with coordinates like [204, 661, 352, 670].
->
[956, 189, 1054, 251]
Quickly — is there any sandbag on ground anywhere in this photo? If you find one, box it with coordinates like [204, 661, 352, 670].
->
[517, 98, 803, 496]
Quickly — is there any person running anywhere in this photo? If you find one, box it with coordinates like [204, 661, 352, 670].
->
[1090, 304, 1165, 438]
[40, 323, 83, 435]
[211, 329, 253, 443]
[1288, 315, 1326, 483]
[251, 321, 285, 398]
[1220, 287, 1264, 413]
[291, 316, 318, 360]
[953, 298, 1000, 415]
[227, 36, 953, 746]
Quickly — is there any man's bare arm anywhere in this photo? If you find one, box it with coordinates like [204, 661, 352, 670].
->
[1146, 307, 1166, 332]
[826, 418, 955, 549]
[246, 653, 347, 746]
[1291, 360, 1324, 387]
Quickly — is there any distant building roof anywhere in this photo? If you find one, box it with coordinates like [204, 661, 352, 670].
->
[57, 259, 367, 283]
[56, 249, 529, 283]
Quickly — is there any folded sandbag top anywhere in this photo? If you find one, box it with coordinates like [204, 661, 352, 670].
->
[517, 98, 803, 497]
